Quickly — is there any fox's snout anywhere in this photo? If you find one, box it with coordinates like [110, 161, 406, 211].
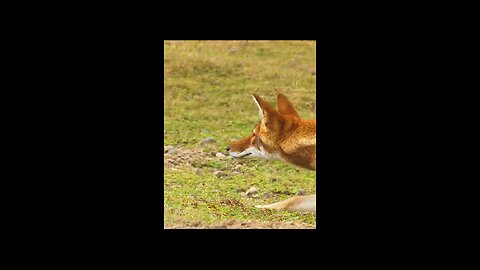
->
[226, 134, 254, 156]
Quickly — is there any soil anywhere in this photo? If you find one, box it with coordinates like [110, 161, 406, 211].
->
[164, 220, 316, 229]
[164, 145, 243, 179]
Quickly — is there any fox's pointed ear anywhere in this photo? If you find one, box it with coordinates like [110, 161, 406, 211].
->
[277, 94, 300, 119]
[252, 94, 274, 119]
[252, 94, 281, 130]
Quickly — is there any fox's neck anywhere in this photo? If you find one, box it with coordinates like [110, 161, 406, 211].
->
[283, 149, 316, 171]
[279, 119, 316, 171]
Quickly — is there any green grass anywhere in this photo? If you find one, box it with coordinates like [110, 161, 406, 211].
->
[164, 41, 316, 227]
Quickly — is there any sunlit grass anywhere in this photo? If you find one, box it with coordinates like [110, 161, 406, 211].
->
[164, 40, 316, 227]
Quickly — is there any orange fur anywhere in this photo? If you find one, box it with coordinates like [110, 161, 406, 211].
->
[229, 94, 316, 170]
[227, 94, 316, 212]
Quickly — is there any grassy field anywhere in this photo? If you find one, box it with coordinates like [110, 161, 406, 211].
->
[164, 41, 316, 228]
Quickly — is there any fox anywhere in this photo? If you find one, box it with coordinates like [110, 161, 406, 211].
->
[226, 93, 316, 212]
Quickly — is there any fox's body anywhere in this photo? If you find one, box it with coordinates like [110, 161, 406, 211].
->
[227, 94, 316, 213]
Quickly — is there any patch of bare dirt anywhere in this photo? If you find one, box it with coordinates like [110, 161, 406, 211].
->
[164, 146, 213, 168]
[164, 145, 243, 177]
[164, 220, 316, 229]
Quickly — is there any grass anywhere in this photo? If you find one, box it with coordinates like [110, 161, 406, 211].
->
[164, 41, 316, 228]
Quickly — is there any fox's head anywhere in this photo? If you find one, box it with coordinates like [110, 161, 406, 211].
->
[226, 93, 304, 161]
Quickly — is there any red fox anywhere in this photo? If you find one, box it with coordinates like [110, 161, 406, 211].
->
[227, 94, 316, 212]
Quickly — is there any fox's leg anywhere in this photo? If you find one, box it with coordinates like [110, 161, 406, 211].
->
[255, 194, 316, 213]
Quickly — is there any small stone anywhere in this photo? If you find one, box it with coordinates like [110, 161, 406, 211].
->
[168, 148, 178, 155]
[200, 138, 215, 146]
[164, 129, 167, 134]
[215, 153, 225, 158]
[246, 187, 259, 196]
[192, 222, 201, 227]
[164, 146, 174, 153]
[297, 189, 307, 196]
[192, 168, 204, 176]
[213, 171, 227, 178]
